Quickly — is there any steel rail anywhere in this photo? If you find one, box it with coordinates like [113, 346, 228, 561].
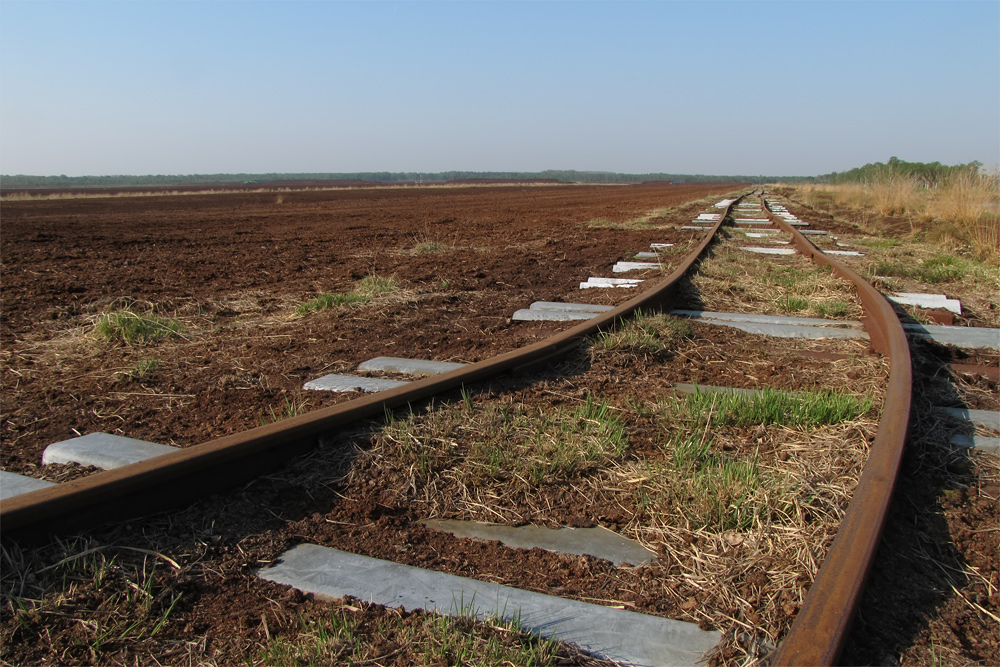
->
[1, 197, 745, 537]
[764, 195, 913, 666]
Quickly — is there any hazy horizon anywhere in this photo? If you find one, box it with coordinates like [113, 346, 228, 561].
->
[2, 1, 997, 178]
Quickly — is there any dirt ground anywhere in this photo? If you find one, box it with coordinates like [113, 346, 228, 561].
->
[1, 183, 997, 666]
[1, 183, 735, 476]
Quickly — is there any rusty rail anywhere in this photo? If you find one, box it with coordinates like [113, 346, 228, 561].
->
[1, 196, 744, 536]
[764, 195, 913, 666]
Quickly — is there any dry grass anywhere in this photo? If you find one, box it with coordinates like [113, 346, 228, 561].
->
[586, 215, 661, 230]
[594, 312, 694, 358]
[411, 240, 458, 255]
[794, 178, 920, 218]
[1, 539, 185, 662]
[927, 169, 1000, 259]
[688, 238, 864, 321]
[870, 174, 921, 217]
[296, 275, 400, 316]
[341, 370, 881, 665]
[366, 394, 629, 509]
[254, 601, 583, 667]
[791, 171, 999, 260]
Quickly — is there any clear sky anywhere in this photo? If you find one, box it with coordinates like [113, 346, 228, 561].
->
[1, 0, 997, 177]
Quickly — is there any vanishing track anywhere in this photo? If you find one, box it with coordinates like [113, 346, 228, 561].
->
[1, 191, 914, 666]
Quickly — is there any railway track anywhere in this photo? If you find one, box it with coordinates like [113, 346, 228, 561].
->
[0, 188, 953, 665]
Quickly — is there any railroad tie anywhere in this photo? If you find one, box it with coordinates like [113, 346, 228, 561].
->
[936, 406, 1000, 455]
[903, 322, 1000, 351]
[612, 261, 661, 272]
[580, 277, 644, 289]
[512, 301, 614, 321]
[259, 544, 721, 667]
[42, 432, 178, 470]
[357, 357, 467, 377]
[739, 246, 796, 256]
[304, 374, 409, 393]
[889, 293, 962, 314]
[670, 310, 868, 341]
[420, 520, 657, 566]
[0, 471, 56, 501]
[950, 434, 1000, 454]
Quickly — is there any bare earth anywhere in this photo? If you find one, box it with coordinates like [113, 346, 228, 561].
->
[1, 183, 996, 666]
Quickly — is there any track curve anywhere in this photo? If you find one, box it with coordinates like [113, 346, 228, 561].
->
[764, 194, 913, 666]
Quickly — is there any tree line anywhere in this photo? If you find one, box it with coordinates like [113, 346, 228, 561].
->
[5, 160, 984, 189]
[0, 169, 809, 188]
[816, 157, 984, 188]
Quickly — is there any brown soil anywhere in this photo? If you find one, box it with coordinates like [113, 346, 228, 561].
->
[1, 184, 996, 667]
[0, 182, 736, 476]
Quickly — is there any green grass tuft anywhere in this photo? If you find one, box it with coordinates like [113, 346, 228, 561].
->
[117, 357, 161, 381]
[812, 300, 851, 318]
[296, 275, 398, 315]
[872, 254, 969, 284]
[355, 274, 398, 297]
[295, 292, 366, 315]
[679, 387, 873, 429]
[663, 430, 770, 531]
[260, 394, 310, 425]
[595, 312, 693, 356]
[257, 605, 562, 666]
[778, 296, 809, 313]
[95, 309, 183, 345]
[384, 395, 628, 488]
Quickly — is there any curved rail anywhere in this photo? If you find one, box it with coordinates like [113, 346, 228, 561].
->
[0, 197, 745, 536]
[764, 195, 913, 666]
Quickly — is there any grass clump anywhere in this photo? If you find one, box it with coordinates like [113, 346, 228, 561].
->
[2, 539, 183, 662]
[412, 240, 456, 254]
[381, 395, 628, 488]
[296, 275, 398, 315]
[778, 296, 809, 313]
[648, 386, 871, 531]
[762, 265, 812, 288]
[355, 274, 398, 297]
[663, 430, 769, 531]
[871, 254, 973, 284]
[595, 312, 693, 357]
[94, 309, 183, 345]
[117, 357, 160, 381]
[812, 300, 851, 318]
[296, 292, 366, 314]
[260, 394, 310, 425]
[678, 387, 873, 429]
[257, 604, 564, 667]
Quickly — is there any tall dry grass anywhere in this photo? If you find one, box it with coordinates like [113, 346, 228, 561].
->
[868, 173, 920, 217]
[796, 176, 919, 216]
[794, 170, 999, 259]
[927, 169, 1000, 259]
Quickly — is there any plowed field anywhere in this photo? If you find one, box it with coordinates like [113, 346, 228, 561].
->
[1, 182, 740, 474]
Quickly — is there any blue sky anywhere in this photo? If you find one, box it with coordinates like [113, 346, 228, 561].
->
[1, 0, 997, 177]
